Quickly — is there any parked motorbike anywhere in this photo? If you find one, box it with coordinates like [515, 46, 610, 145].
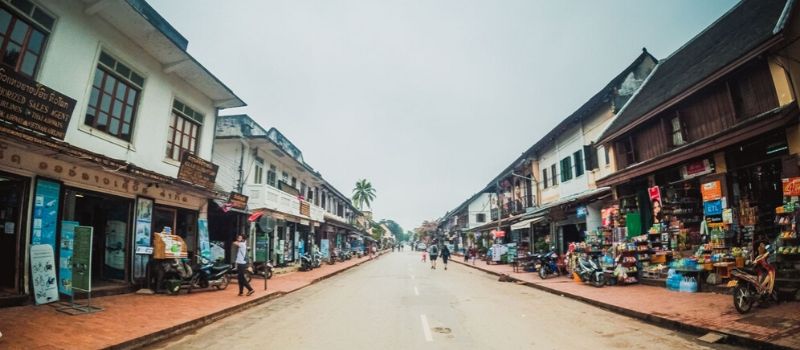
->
[341, 249, 352, 260]
[253, 261, 274, 279]
[300, 253, 315, 271]
[536, 250, 560, 279]
[731, 244, 776, 314]
[575, 255, 605, 287]
[162, 258, 231, 295]
[313, 251, 323, 268]
[335, 248, 347, 262]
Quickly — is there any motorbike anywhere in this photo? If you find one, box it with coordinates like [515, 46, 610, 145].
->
[341, 249, 352, 260]
[162, 257, 231, 295]
[252, 261, 274, 279]
[730, 245, 776, 314]
[313, 251, 323, 268]
[300, 253, 315, 271]
[536, 250, 560, 279]
[575, 255, 606, 287]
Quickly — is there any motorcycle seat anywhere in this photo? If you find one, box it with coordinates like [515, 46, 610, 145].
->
[211, 265, 229, 272]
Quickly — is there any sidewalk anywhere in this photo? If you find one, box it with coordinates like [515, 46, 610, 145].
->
[452, 257, 800, 349]
[0, 253, 382, 350]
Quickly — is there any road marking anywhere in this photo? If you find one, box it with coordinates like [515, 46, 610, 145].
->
[414, 286, 419, 296]
[420, 314, 433, 342]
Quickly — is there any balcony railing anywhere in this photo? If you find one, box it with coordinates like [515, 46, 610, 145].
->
[246, 184, 323, 222]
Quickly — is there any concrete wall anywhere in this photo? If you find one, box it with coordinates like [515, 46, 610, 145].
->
[35, 1, 218, 178]
[467, 193, 492, 228]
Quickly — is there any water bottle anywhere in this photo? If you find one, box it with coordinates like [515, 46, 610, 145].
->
[689, 277, 698, 293]
[164, 226, 172, 234]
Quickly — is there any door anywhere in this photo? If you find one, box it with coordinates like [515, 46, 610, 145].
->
[0, 174, 27, 293]
[152, 207, 176, 235]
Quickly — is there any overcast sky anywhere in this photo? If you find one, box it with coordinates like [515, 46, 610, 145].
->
[150, 0, 737, 231]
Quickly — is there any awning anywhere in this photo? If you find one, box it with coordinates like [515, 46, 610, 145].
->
[510, 216, 544, 230]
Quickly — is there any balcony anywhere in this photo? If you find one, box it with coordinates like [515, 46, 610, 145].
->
[245, 184, 324, 222]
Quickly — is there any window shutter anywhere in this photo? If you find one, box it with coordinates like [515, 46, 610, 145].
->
[584, 145, 597, 170]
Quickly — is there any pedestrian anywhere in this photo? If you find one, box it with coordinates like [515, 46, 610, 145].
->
[441, 244, 450, 270]
[421, 249, 427, 262]
[371, 244, 377, 258]
[464, 246, 470, 262]
[234, 235, 254, 296]
[428, 243, 439, 269]
[470, 246, 478, 265]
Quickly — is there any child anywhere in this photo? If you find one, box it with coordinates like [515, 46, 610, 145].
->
[421, 250, 427, 262]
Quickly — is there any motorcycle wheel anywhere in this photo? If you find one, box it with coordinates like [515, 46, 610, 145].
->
[593, 273, 606, 288]
[265, 269, 273, 279]
[165, 279, 181, 295]
[245, 270, 253, 283]
[539, 266, 548, 280]
[733, 283, 755, 314]
[215, 275, 228, 290]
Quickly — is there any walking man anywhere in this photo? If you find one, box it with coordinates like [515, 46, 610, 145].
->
[441, 244, 451, 270]
[234, 235, 254, 296]
[428, 242, 439, 269]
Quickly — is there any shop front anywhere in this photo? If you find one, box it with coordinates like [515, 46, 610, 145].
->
[0, 171, 29, 304]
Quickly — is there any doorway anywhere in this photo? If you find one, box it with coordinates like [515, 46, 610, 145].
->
[62, 189, 131, 284]
[0, 173, 28, 295]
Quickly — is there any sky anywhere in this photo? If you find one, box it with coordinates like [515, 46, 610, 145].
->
[150, 0, 738, 231]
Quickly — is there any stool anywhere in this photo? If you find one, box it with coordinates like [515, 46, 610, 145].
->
[714, 262, 734, 279]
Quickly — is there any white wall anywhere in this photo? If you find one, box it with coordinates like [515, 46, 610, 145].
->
[213, 139, 244, 193]
[555, 123, 588, 198]
[36, 1, 218, 178]
[467, 193, 492, 228]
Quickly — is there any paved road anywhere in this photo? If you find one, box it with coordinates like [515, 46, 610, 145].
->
[150, 251, 739, 350]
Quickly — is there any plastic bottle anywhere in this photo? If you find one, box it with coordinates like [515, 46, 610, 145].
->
[689, 277, 698, 293]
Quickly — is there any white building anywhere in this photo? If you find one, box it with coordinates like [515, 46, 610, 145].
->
[0, 0, 244, 304]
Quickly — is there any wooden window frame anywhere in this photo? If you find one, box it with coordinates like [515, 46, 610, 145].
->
[542, 168, 548, 189]
[560, 157, 573, 182]
[166, 110, 200, 161]
[574, 150, 584, 177]
[0, 5, 50, 78]
[550, 164, 558, 186]
[253, 156, 264, 184]
[85, 66, 140, 141]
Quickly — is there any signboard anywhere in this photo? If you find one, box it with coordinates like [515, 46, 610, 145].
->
[228, 192, 248, 210]
[255, 230, 268, 262]
[133, 197, 153, 279]
[198, 218, 210, 259]
[492, 230, 506, 238]
[177, 153, 219, 190]
[300, 201, 310, 217]
[783, 177, 800, 196]
[0, 66, 76, 140]
[321, 239, 330, 259]
[58, 221, 78, 296]
[153, 232, 188, 259]
[30, 244, 59, 304]
[701, 181, 722, 201]
[576, 206, 587, 219]
[703, 200, 723, 216]
[681, 159, 713, 179]
[72, 226, 93, 292]
[31, 179, 60, 249]
[705, 215, 723, 225]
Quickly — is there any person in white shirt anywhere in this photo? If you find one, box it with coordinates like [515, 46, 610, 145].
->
[234, 235, 254, 296]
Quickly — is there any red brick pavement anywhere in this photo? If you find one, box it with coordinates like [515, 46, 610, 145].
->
[453, 257, 800, 349]
[0, 254, 380, 350]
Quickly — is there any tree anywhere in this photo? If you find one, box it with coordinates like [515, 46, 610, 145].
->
[381, 219, 405, 241]
[370, 223, 386, 242]
[414, 220, 438, 242]
[352, 179, 376, 210]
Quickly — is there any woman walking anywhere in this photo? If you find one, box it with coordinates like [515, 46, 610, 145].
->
[428, 243, 439, 269]
[441, 244, 451, 270]
[234, 235, 255, 296]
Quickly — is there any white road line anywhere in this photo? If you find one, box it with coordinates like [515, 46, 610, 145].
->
[414, 286, 419, 296]
[420, 314, 433, 342]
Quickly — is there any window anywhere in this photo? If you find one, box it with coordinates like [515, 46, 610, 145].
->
[0, 3, 53, 78]
[574, 150, 584, 177]
[85, 52, 144, 142]
[300, 182, 307, 198]
[560, 157, 572, 182]
[550, 164, 558, 186]
[542, 168, 549, 189]
[281, 171, 289, 183]
[166, 100, 203, 160]
[476, 213, 486, 223]
[604, 146, 610, 165]
[670, 115, 687, 146]
[253, 157, 264, 184]
[267, 165, 276, 187]
[291, 177, 297, 188]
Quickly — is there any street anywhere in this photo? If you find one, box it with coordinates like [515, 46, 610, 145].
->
[149, 251, 738, 350]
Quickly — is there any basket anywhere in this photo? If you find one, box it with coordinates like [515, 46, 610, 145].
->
[651, 255, 666, 264]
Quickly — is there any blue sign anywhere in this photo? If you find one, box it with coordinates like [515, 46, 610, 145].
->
[704, 200, 723, 216]
[576, 206, 587, 219]
[58, 221, 78, 296]
[32, 179, 60, 249]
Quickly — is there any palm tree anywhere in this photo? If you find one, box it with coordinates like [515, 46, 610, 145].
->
[352, 179, 376, 210]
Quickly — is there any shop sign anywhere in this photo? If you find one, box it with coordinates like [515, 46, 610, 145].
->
[299, 201, 310, 217]
[58, 221, 78, 296]
[576, 206, 587, 219]
[228, 192, 248, 210]
[134, 246, 153, 254]
[782, 177, 800, 196]
[681, 159, 713, 179]
[703, 200, 723, 216]
[177, 153, 219, 190]
[198, 218, 210, 260]
[705, 215, 723, 225]
[133, 197, 153, 278]
[492, 230, 506, 238]
[30, 244, 59, 304]
[0, 67, 76, 140]
[701, 181, 722, 201]
[153, 232, 188, 259]
[31, 178, 60, 250]
[72, 226, 93, 292]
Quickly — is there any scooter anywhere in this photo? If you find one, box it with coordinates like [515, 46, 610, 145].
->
[162, 258, 231, 295]
[313, 251, 323, 268]
[730, 245, 776, 314]
[300, 253, 315, 271]
[575, 255, 606, 287]
[536, 250, 560, 279]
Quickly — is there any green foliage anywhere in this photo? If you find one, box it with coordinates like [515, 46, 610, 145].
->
[381, 219, 405, 241]
[370, 223, 385, 241]
[352, 179, 376, 210]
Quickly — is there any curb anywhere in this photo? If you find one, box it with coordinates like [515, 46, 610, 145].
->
[451, 259, 791, 350]
[109, 256, 379, 350]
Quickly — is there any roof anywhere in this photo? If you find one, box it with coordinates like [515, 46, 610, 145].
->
[95, 0, 246, 108]
[477, 49, 657, 193]
[599, 0, 792, 142]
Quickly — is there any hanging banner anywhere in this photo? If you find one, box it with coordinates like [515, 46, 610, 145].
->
[701, 181, 722, 201]
[177, 153, 219, 190]
[72, 226, 93, 292]
[228, 192, 249, 210]
[0, 66, 77, 140]
[31, 244, 59, 304]
[58, 220, 78, 296]
[198, 218, 210, 259]
[31, 178, 60, 249]
[133, 197, 153, 279]
[782, 177, 800, 196]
